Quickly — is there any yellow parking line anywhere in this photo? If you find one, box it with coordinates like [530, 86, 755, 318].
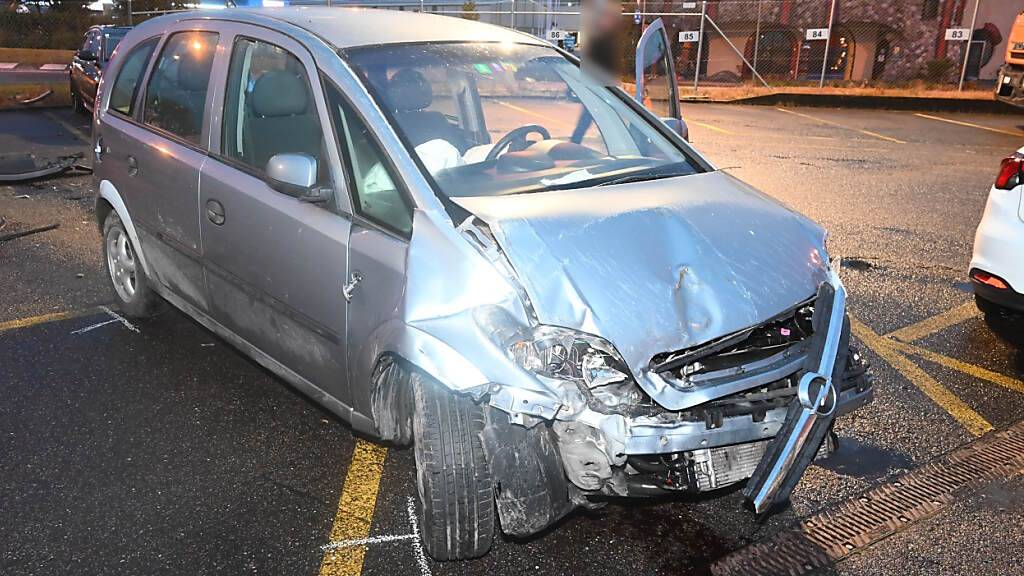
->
[913, 113, 1024, 138]
[775, 107, 908, 144]
[0, 307, 102, 333]
[319, 440, 389, 576]
[886, 301, 979, 343]
[43, 111, 91, 144]
[850, 316, 993, 437]
[894, 339, 1024, 396]
[690, 120, 735, 135]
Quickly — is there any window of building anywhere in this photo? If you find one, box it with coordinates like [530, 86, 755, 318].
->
[922, 0, 940, 19]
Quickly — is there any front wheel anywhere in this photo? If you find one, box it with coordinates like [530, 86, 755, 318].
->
[412, 372, 495, 561]
[102, 211, 161, 318]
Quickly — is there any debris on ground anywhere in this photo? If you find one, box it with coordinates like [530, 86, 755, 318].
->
[0, 223, 60, 243]
[0, 154, 87, 183]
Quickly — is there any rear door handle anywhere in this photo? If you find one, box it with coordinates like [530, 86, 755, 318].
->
[126, 155, 138, 177]
[342, 271, 363, 303]
[206, 199, 226, 226]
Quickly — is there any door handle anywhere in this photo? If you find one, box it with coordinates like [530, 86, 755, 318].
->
[127, 155, 138, 177]
[206, 199, 226, 226]
[342, 271, 363, 303]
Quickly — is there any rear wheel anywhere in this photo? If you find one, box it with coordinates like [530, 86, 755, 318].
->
[102, 211, 161, 318]
[412, 372, 495, 561]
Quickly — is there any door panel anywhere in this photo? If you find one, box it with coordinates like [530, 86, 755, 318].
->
[199, 29, 353, 405]
[200, 160, 352, 404]
[114, 29, 221, 309]
[635, 18, 680, 121]
[346, 224, 408, 417]
[110, 118, 209, 307]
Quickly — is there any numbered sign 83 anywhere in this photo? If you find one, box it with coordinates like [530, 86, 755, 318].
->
[945, 28, 970, 41]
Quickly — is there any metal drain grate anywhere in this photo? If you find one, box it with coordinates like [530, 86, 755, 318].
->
[713, 421, 1024, 576]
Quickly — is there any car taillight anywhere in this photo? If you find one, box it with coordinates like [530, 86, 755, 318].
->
[971, 269, 1010, 290]
[995, 154, 1024, 190]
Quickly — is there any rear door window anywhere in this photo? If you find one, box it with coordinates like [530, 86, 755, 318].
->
[108, 37, 159, 116]
[142, 31, 219, 146]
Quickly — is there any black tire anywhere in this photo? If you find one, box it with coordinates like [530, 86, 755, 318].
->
[102, 211, 162, 318]
[412, 372, 495, 561]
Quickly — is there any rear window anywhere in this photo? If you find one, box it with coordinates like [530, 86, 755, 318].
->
[107, 37, 158, 117]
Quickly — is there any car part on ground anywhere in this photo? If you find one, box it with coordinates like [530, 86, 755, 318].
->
[0, 223, 60, 244]
[0, 154, 84, 183]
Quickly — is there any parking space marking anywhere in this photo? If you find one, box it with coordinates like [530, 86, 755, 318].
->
[913, 113, 1024, 138]
[774, 107, 908, 144]
[97, 305, 139, 333]
[850, 315, 993, 436]
[43, 111, 90, 144]
[0, 307, 102, 334]
[885, 301, 979, 343]
[319, 440, 388, 576]
[690, 120, 735, 135]
[894, 339, 1024, 395]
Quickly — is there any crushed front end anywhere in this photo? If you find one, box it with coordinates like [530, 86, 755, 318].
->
[479, 268, 872, 529]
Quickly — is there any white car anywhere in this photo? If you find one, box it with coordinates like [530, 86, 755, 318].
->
[971, 147, 1024, 317]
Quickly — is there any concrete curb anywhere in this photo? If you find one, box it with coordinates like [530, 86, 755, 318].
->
[683, 92, 1024, 114]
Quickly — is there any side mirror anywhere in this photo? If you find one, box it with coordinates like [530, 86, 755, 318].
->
[265, 153, 331, 204]
[662, 117, 690, 142]
[77, 49, 98, 62]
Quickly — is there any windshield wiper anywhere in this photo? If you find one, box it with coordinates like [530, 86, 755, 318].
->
[592, 170, 693, 187]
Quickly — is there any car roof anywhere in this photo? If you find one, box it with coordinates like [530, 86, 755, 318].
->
[185, 7, 546, 50]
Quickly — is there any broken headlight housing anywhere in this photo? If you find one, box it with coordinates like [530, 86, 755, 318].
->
[508, 326, 644, 409]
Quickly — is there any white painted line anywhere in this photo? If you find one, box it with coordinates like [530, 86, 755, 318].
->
[71, 318, 120, 335]
[320, 533, 416, 550]
[99, 305, 140, 333]
[0, 63, 17, 70]
[39, 63, 68, 71]
[406, 496, 431, 576]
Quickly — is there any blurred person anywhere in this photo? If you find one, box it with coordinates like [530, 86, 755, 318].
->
[573, 0, 623, 142]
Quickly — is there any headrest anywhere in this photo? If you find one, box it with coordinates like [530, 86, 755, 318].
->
[387, 68, 432, 112]
[177, 53, 213, 92]
[250, 70, 309, 118]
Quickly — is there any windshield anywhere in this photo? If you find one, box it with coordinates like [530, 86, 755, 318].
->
[344, 42, 701, 198]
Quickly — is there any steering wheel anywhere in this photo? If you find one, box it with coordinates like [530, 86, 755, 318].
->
[485, 124, 552, 162]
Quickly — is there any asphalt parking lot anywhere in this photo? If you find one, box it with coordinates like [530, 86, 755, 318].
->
[2, 103, 1023, 576]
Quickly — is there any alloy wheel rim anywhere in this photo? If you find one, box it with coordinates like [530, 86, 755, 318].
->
[106, 227, 137, 302]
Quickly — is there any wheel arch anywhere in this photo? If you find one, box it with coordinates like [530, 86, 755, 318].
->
[97, 179, 152, 277]
[363, 320, 490, 444]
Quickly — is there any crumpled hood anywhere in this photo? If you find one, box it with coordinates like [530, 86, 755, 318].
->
[453, 170, 830, 381]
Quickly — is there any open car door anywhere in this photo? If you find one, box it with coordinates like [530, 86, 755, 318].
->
[635, 18, 687, 140]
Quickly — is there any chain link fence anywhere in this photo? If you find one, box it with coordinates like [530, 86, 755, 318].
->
[1, 0, 1017, 94]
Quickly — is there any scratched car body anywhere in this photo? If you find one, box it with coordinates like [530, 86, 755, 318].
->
[92, 7, 872, 560]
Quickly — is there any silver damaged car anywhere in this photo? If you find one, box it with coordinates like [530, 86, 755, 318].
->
[91, 7, 873, 560]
